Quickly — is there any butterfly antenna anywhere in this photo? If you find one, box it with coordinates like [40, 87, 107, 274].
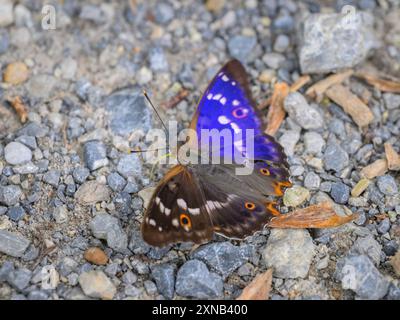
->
[143, 90, 169, 136]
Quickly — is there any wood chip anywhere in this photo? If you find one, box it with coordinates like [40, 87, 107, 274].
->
[351, 178, 370, 197]
[264, 82, 289, 136]
[290, 75, 311, 92]
[384, 143, 400, 171]
[306, 69, 353, 102]
[325, 84, 374, 127]
[360, 159, 388, 179]
[236, 269, 273, 300]
[160, 89, 189, 110]
[355, 72, 400, 93]
[7, 96, 28, 123]
[267, 201, 357, 229]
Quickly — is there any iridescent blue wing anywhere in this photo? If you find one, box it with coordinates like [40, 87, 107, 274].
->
[191, 59, 286, 165]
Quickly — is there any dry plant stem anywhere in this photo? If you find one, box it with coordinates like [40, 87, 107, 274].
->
[290, 75, 311, 92]
[236, 268, 273, 300]
[7, 96, 28, 123]
[264, 82, 289, 136]
[305, 69, 353, 102]
[160, 89, 189, 109]
[384, 143, 400, 170]
[267, 201, 357, 229]
[360, 159, 388, 179]
[355, 72, 400, 93]
[325, 84, 374, 127]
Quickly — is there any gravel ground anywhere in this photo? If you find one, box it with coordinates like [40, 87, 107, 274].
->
[0, 0, 400, 300]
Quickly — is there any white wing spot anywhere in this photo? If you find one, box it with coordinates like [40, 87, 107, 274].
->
[213, 93, 222, 100]
[149, 219, 156, 226]
[230, 122, 241, 134]
[177, 198, 187, 210]
[232, 99, 240, 106]
[218, 115, 231, 125]
[218, 72, 223, 77]
[159, 201, 165, 213]
[155, 197, 160, 205]
[222, 75, 229, 82]
[172, 219, 179, 227]
[164, 208, 171, 216]
[220, 97, 227, 105]
[158, 226, 162, 232]
[188, 208, 201, 215]
[207, 93, 213, 100]
[232, 81, 236, 86]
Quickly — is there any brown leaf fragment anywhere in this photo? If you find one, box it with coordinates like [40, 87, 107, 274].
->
[160, 89, 189, 110]
[267, 201, 356, 229]
[384, 143, 400, 171]
[290, 75, 311, 92]
[355, 72, 400, 93]
[360, 159, 388, 179]
[325, 84, 374, 127]
[265, 82, 289, 136]
[236, 269, 273, 300]
[7, 96, 28, 123]
[305, 69, 353, 102]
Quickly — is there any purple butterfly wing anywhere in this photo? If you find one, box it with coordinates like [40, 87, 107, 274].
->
[193, 59, 286, 164]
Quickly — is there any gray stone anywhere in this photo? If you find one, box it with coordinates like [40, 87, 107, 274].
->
[15, 135, 37, 150]
[0, 261, 14, 282]
[262, 52, 285, 69]
[75, 79, 103, 106]
[144, 280, 158, 295]
[43, 170, 61, 187]
[323, 142, 349, 173]
[304, 172, 321, 190]
[124, 285, 142, 298]
[304, 131, 325, 155]
[75, 181, 111, 205]
[151, 264, 175, 299]
[78, 270, 116, 300]
[386, 284, 400, 300]
[154, 3, 174, 25]
[377, 175, 398, 196]
[105, 90, 152, 136]
[149, 47, 169, 72]
[107, 172, 126, 192]
[273, 34, 290, 53]
[58, 257, 78, 277]
[79, 5, 108, 24]
[0, 206, 7, 215]
[383, 93, 400, 110]
[284, 92, 324, 129]
[27, 74, 56, 99]
[191, 242, 252, 279]
[335, 255, 389, 299]
[7, 206, 26, 222]
[113, 192, 132, 215]
[117, 153, 142, 179]
[0, 29, 10, 54]
[350, 235, 382, 265]
[330, 182, 350, 204]
[121, 270, 137, 285]
[84, 140, 109, 171]
[279, 130, 300, 157]
[0, 0, 14, 27]
[89, 213, 128, 252]
[12, 162, 39, 174]
[175, 260, 223, 299]
[28, 290, 49, 300]
[0, 230, 29, 257]
[0, 185, 22, 206]
[377, 218, 390, 235]
[299, 11, 379, 73]
[17, 122, 47, 138]
[263, 229, 315, 279]
[7, 268, 32, 291]
[72, 167, 90, 184]
[52, 205, 68, 224]
[228, 35, 257, 63]
[273, 14, 294, 32]
[4, 142, 32, 165]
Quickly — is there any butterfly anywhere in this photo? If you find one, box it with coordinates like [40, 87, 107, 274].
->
[141, 59, 292, 247]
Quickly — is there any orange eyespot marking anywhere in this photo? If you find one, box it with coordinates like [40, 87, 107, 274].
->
[232, 107, 248, 119]
[273, 181, 292, 196]
[260, 168, 270, 176]
[179, 213, 192, 229]
[266, 202, 280, 216]
[245, 202, 256, 210]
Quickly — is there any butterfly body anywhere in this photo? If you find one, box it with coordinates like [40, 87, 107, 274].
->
[142, 60, 291, 247]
